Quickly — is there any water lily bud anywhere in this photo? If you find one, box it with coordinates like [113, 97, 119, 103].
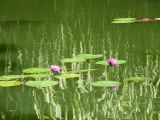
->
[50, 65, 61, 73]
[107, 58, 118, 67]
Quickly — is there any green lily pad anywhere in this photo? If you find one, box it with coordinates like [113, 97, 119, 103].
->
[113, 18, 136, 21]
[112, 21, 135, 23]
[117, 60, 126, 64]
[124, 77, 153, 83]
[96, 60, 126, 65]
[0, 75, 24, 81]
[61, 57, 86, 63]
[96, 61, 109, 65]
[77, 54, 103, 59]
[25, 80, 58, 88]
[25, 74, 49, 79]
[90, 80, 121, 87]
[23, 68, 50, 74]
[55, 73, 80, 79]
[0, 81, 23, 87]
[67, 69, 97, 73]
[0, 74, 50, 81]
[155, 18, 160, 20]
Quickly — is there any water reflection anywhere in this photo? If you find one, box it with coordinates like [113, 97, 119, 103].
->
[0, 0, 160, 120]
[0, 43, 18, 74]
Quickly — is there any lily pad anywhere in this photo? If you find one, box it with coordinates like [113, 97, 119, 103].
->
[25, 80, 58, 88]
[67, 69, 97, 73]
[124, 77, 153, 83]
[61, 57, 86, 63]
[117, 60, 126, 64]
[90, 80, 121, 87]
[0, 81, 23, 87]
[77, 54, 103, 59]
[96, 60, 126, 65]
[96, 61, 109, 65]
[25, 74, 49, 79]
[23, 68, 50, 74]
[155, 18, 160, 20]
[112, 21, 135, 24]
[0, 75, 24, 81]
[113, 18, 136, 21]
[55, 73, 80, 79]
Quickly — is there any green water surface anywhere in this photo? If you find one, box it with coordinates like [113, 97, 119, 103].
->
[0, 0, 160, 120]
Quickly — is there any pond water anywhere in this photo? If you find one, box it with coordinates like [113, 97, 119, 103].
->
[0, 0, 160, 120]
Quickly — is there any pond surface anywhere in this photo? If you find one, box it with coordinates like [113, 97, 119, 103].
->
[0, 0, 160, 120]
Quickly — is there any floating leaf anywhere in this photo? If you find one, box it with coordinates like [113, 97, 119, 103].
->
[91, 80, 121, 87]
[155, 18, 160, 20]
[55, 73, 80, 79]
[23, 68, 50, 74]
[117, 60, 126, 64]
[0, 81, 22, 87]
[77, 54, 103, 59]
[25, 74, 49, 79]
[0, 74, 50, 80]
[96, 60, 126, 65]
[68, 69, 97, 73]
[124, 77, 153, 83]
[113, 18, 136, 21]
[112, 21, 135, 24]
[0, 75, 24, 81]
[61, 57, 86, 63]
[96, 61, 108, 65]
[26, 80, 58, 88]
[78, 69, 97, 72]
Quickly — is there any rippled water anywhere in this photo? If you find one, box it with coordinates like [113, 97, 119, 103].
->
[0, 0, 160, 120]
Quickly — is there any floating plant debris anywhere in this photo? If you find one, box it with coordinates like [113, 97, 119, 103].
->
[25, 80, 58, 88]
[23, 68, 50, 74]
[112, 18, 136, 23]
[113, 18, 136, 21]
[112, 20, 135, 24]
[112, 18, 160, 24]
[0, 81, 23, 87]
[90, 80, 121, 87]
[155, 18, 160, 20]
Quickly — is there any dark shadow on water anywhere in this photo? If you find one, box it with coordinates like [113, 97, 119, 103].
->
[0, 43, 17, 53]
[0, 43, 18, 74]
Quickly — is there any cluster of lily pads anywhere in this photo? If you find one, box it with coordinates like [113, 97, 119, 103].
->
[0, 54, 121, 88]
[0, 54, 150, 90]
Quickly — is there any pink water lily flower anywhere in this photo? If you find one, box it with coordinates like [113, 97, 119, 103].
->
[50, 65, 61, 73]
[107, 58, 118, 67]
